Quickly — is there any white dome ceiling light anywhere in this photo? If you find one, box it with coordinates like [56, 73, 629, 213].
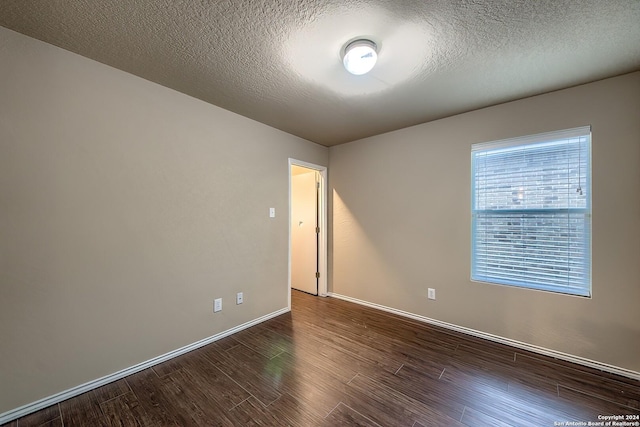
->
[342, 39, 378, 75]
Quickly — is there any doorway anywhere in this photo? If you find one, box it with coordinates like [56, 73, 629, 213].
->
[288, 159, 327, 305]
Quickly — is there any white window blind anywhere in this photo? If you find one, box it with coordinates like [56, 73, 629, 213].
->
[471, 127, 591, 297]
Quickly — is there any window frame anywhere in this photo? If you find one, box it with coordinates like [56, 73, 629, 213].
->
[470, 126, 592, 297]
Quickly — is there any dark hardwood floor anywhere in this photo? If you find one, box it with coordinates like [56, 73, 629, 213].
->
[5, 290, 640, 426]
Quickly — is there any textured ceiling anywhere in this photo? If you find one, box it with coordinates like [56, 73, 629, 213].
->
[1, 0, 640, 146]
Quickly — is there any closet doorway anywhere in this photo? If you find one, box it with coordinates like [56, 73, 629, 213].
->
[289, 159, 327, 302]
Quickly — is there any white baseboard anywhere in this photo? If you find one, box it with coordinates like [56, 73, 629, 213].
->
[0, 307, 290, 425]
[328, 292, 640, 381]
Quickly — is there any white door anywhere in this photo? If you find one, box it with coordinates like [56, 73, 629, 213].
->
[291, 167, 318, 295]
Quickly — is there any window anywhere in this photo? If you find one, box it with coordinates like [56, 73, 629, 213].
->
[471, 127, 591, 297]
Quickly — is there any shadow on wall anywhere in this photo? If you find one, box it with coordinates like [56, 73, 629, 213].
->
[331, 182, 512, 333]
[332, 189, 403, 298]
[576, 318, 640, 369]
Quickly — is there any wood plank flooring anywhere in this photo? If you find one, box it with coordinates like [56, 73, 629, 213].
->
[5, 290, 640, 426]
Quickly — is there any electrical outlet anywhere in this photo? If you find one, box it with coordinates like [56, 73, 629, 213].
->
[214, 298, 222, 312]
[236, 292, 243, 305]
[428, 288, 436, 300]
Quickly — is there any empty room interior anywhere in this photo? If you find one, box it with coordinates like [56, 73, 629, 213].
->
[1, 1, 639, 426]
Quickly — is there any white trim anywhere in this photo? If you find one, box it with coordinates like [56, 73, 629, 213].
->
[0, 307, 290, 425]
[328, 292, 640, 381]
[288, 159, 328, 300]
[471, 125, 591, 151]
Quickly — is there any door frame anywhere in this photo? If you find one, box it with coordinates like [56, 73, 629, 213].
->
[288, 158, 328, 308]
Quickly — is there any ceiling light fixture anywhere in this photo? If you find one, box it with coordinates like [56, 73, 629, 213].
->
[342, 39, 377, 75]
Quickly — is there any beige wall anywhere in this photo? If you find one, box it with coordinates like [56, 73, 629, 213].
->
[329, 72, 640, 373]
[0, 27, 327, 413]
